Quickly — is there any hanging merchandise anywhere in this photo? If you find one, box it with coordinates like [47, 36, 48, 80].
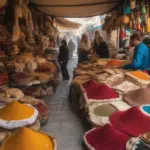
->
[129, 19, 133, 29]
[120, 15, 130, 25]
[133, 19, 137, 30]
[120, 26, 125, 41]
[136, 10, 141, 32]
[146, 18, 150, 32]
[141, 0, 146, 15]
[124, 0, 130, 15]
[130, 0, 136, 10]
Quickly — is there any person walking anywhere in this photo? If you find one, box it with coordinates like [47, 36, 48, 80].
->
[58, 40, 70, 80]
[68, 38, 75, 59]
[78, 34, 91, 63]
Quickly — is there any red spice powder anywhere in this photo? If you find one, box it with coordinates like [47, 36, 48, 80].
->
[82, 80, 100, 92]
[110, 106, 150, 136]
[85, 124, 129, 150]
[83, 82, 119, 100]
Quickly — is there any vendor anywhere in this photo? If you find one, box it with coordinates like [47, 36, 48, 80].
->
[124, 34, 150, 70]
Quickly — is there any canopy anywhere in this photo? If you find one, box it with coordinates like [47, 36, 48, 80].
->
[31, 0, 121, 17]
[55, 17, 81, 30]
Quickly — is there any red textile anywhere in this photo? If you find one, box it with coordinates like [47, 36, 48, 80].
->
[110, 106, 150, 137]
[83, 80, 119, 100]
[84, 124, 129, 150]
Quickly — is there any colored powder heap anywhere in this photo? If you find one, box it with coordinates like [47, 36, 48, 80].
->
[84, 124, 129, 150]
[0, 101, 34, 120]
[82, 80, 100, 91]
[110, 106, 150, 136]
[83, 82, 119, 100]
[0, 128, 53, 150]
[130, 71, 150, 81]
[123, 88, 150, 106]
[106, 59, 124, 67]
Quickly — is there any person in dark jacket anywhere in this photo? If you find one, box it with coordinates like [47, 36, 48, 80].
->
[93, 31, 109, 58]
[58, 40, 70, 80]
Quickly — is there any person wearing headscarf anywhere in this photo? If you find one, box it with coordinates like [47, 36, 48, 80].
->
[68, 38, 75, 59]
[58, 40, 70, 80]
[78, 34, 91, 63]
[92, 30, 109, 58]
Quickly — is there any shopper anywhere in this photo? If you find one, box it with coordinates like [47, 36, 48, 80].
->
[68, 38, 75, 59]
[78, 34, 91, 63]
[92, 31, 109, 58]
[124, 33, 150, 70]
[58, 40, 70, 80]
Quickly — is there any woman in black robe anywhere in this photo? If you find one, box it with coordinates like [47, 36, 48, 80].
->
[58, 40, 70, 80]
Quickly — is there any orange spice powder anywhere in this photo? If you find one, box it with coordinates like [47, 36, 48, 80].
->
[0, 101, 34, 121]
[0, 128, 53, 150]
[130, 71, 150, 81]
[106, 59, 124, 67]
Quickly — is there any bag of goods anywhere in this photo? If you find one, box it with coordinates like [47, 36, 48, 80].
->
[36, 56, 46, 64]
[84, 124, 129, 150]
[81, 80, 120, 104]
[106, 59, 125, 68]
[123, 87, 150, 106]
[11, 72, 33, 86]
[88, 101, 131, 127]
[19, 96, 49, 125]
[109, 105, 150, 137]
[126, 71, 150, 86]
[37, 62, 51, 73]
[103, 74, 125, 87]
[31, 72, 50, 83]
[112, 81, 139, 94]
[0, 88, 24, 103]
[0, 73, 8, 86]
[0, 127, 57, 150]
[0, 101, 39, 142]
[26, 60, 37, 72]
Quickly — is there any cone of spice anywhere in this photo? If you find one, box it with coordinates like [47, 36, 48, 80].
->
[123, 87, 150, 106]
[81, 80, 120, 104]
[126, 71, 150, 85]
[0, 101, 39, 143]
[0, 127, 56, 150]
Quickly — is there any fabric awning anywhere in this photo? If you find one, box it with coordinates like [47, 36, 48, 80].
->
[31, 0, 121, 17]
[55, 17, 81, 30]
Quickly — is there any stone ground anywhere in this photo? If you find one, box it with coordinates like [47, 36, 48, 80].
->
[42, 55, 86, 150]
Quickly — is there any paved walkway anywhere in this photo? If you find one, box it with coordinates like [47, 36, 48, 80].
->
[42, 56, 85, 150]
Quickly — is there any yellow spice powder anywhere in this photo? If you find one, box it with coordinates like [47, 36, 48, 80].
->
[0, 127, 53, 150]
[0, 101, 34, 121]
[130, 71, 150, 81]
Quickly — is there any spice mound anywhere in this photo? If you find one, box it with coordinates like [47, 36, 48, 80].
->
[0, 101, 38, 129]
[106, 59, 124, 67]
[123, 87, 150, 106]
[0, 128, 54, 150]
[0, 101, 34, 120]
[130, 71, 150, 81]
